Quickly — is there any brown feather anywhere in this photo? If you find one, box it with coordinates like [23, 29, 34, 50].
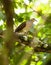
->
[15, 22, 26, 32]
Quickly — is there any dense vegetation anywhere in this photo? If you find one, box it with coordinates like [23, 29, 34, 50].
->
[0, 0, 51, 65]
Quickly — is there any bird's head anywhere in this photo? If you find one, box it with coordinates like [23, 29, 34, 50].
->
[30, 18, 37, 22]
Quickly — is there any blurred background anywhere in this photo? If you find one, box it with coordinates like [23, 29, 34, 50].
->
[0, 0, 51, 65]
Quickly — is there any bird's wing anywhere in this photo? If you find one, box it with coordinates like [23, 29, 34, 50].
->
[15, 22, 26, 32]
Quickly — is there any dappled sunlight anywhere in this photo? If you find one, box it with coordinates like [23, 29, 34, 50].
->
[14, 8, 25, 14]
[24, 0, 29, 5]
[0, 0, 51, 65]
[0, 20, 3, 26]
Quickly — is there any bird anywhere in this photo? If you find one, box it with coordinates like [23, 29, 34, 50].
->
[15, 18, 37, 34]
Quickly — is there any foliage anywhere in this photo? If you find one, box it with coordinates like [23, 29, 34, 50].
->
[0, 0, 51, 65]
